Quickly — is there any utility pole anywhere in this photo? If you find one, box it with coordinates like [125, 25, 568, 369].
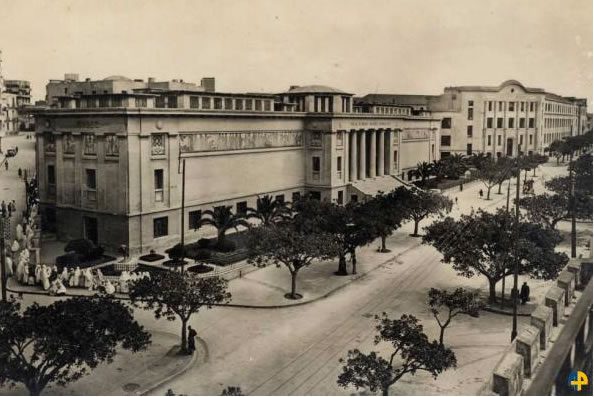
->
[0, 217, 7, 302]
[569, 150, 577, 258]
[180, 158, 186, 274]
[511, 144, 521, 341]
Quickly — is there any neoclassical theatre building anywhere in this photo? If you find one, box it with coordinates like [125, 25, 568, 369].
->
[35, 75, 441, 254]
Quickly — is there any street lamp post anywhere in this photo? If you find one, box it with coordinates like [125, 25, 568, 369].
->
[511, 144, 522, 341]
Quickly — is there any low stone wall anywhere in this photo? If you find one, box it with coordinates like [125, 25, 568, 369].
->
[487, 257, 591, 395]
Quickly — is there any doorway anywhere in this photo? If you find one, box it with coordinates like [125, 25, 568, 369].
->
[83, 216, 98, 245]
[506, 138, 514, 156]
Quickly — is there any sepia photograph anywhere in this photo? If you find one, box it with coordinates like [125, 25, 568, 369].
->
[0, 0, 592, 395]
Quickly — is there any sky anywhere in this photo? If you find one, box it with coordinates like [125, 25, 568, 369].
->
[1, 0, 592, 109]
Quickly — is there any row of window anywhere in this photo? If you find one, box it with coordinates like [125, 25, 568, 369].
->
[373, 106, 411, 116]
[544, 102, 577, 115]
[153, 193, 302, 238]
[484, 100, 537, 113]
[486, 117, 535, 129]
[486, 134, 533, 146]
[188, 96, 272, 111]
[544, 118, 573, 129]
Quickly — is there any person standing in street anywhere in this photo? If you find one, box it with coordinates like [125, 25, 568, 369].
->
[520, 282, 530, 305]
[187, 325, 197, 354]
[4, 160, 8, 171]
[479, 189, 483, 199]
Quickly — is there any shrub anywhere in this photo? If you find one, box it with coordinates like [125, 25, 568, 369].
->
[187, 264, 214, 274]
[56, 252, 82, 267]
[214, 240, 236, 252]
[197, 238, 212, 248]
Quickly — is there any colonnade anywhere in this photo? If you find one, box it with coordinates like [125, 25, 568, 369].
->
[346, 129, 395, 182]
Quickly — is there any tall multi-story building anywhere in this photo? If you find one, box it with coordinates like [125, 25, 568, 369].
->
[34, 76, 441, 254]
[363, 80, 588, 158]
[0, 52, 33, 136]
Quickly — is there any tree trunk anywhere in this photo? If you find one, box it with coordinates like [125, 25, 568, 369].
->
[497, 182, 503, 194]
[412, 219, 420, 236]
[524, 170, 528, 183]
[181, 318, 188, 354]
[488, 278, 497, 304]
[27, 382, 42, 396]
[533, 167, 537, 177]
[336, 254, 348, 276]
[381, 235, 387, 252]
[218, 229, 226, 246]
[351, 250, 357, 275]
[486, 186, 492, 200]
[500, 275, 506, 309]
[383, 386, 389, 396]
[290, 271, 298, 299]
[439, 326, 446, 346]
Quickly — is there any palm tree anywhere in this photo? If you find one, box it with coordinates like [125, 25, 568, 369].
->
[196, 206, 251, 247]
[246, 195, 290, 226]
[413, 161, 434, 184]
[446, 154, 468, 179]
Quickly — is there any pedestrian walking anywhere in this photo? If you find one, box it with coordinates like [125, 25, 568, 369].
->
[454, 196, 458, 206]
[479, 189, 483, 198]
[4, 160, 8, 171]
[1, 200, 6, 218]
[18, 168, 22, 179]
[187, 325, 197, 354]
[15, 146, 18, 154]
[520, 282, 530, 305]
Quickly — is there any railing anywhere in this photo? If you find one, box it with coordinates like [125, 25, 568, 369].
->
[526, 278, 593, 395]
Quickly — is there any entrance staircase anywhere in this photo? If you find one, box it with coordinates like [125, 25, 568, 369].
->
[350, 175, 411, 198]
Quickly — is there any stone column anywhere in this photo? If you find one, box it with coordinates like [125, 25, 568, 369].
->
[377, 129, 385, 176]
[386, 130, 394, 175]
[369, 129, 376, 178]
[349, 130, 357, 181]
[358, 130, 366, 180]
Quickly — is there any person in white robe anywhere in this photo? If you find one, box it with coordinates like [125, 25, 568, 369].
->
[84, 268, 93, 290]
[34, 264, 42, 284]
[56, 279, 67, 295]
[59, 267, 69, 282]
[104, 279, 115, 295]
[15, 224, 23, 242]
[5, 256, 13, 277]
[70, 267, 81, 287]
[119, 271, 131, 294]
[40, 265, 50, 291]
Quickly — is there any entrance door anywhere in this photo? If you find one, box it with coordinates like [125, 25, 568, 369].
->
[506, 138, 514, 156]
[83, 216, 98, 245]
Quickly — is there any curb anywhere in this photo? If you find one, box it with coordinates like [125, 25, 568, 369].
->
[6, 240, 423, 310]
[482, 306, 532, 317]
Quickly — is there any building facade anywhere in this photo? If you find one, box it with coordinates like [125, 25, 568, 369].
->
[35, 77, 441, 254]
[363, 80, 588, 158]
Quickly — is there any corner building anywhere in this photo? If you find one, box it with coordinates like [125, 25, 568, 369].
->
[35, 77, 440, 254]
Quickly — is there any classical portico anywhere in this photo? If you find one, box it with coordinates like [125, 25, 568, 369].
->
[347, 128, 396, 182]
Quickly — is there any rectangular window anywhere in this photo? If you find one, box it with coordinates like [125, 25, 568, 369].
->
[154, 169, 164, 202]
[135, 97, 147, 108]
[487, 117, 493, 128]
[189, 210, 202, 230]
[497, 117, 503, 128]
[202, 97, 211, 109]
[236, 201, 248, 215]
[86, 169, 96, 189]
[336, 131, 344, 146]
[312, 156, 320, 172]
[337, 156, 342, 178]
[99, 97, 110, 108]
[519, 135, 523, 145]
[224, 98, 233, 110]
[275, 194, 285, 204]
[214, 98, 222, 109]
[530, 102, 535, 112]
[292, 192, 301, 203]
[255, 100, 262, 111]
[509, 102, 515, 111]
[520, 102, 525, 112]
[487, 135, 492, 146]
[441, 118, 452, 129]
[47, 165, 56, 185]
[497, 135, 502, 145]
[466, 144, 472, 155]
[440, 135, 451, 146]
[519, 118, 526, 128]
[488, 101, 493, 111]
[529, 135, 533, 144]
[190, 96, 200, 109]
[498, 101, 503, 111]
[153, 217, 168, 238]
[467, 125, 473, 137]
[167, 96, 177, 108]
[264, 100, 271, 111]
[467, 108, 473, 120]
[393, 150, 398, 170]
[235, 99, 243, 110]
[309, 191, 321, 201]
[468, 100, 474, 107]
[508, 118, 514, 128]
[337, 190, 344, 205]
[245, 99, 253, 110]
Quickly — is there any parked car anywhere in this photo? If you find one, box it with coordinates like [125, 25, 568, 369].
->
[5, 148, 16, 157]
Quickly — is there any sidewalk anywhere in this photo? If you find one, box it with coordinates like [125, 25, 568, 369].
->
[0, 330, 201, 396]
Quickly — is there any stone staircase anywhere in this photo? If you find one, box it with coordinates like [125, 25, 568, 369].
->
[350, 175, 409, 198]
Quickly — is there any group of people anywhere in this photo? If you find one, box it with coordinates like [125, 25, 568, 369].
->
[1, 200, 17, 218]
